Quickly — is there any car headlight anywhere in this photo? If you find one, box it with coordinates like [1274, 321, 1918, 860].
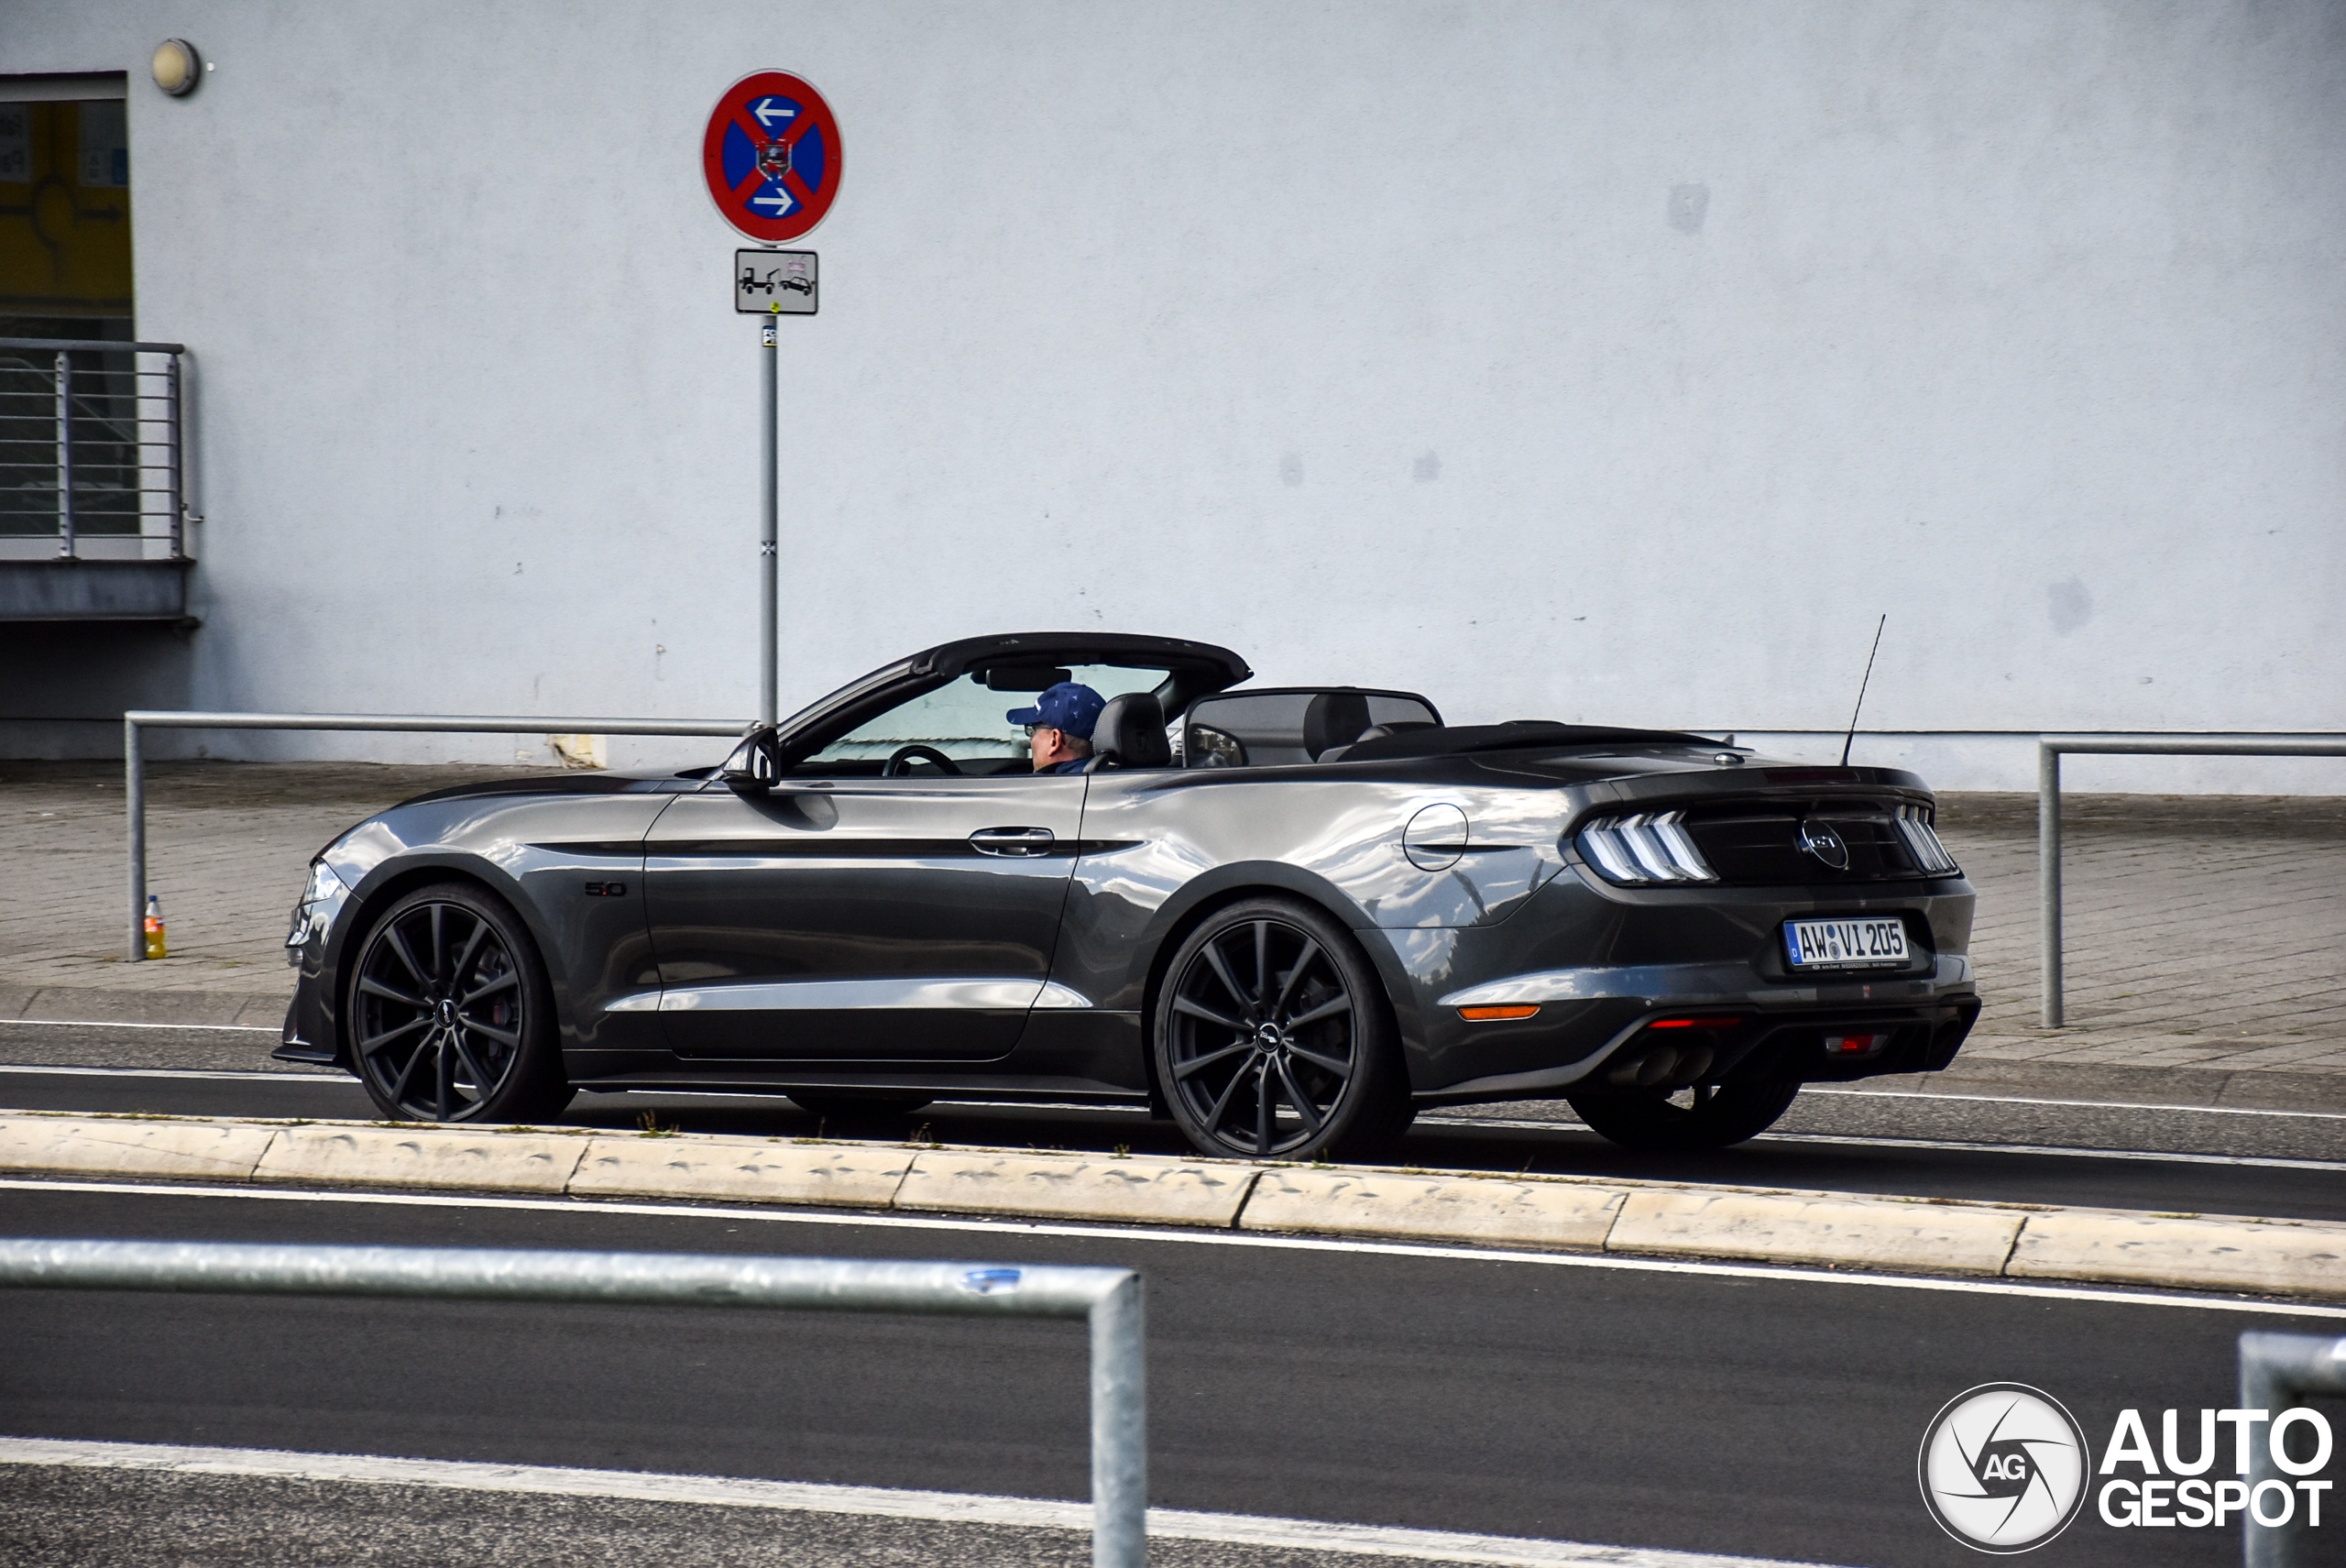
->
[1573, 810, 1719, 884]
[286, 859, 351, 961]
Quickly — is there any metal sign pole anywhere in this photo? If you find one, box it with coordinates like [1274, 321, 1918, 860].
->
[705, 65, 838, 728]
[760, 305, 779, 727]
[735, 251, 816, 725]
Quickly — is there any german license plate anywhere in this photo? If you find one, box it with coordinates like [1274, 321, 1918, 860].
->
[1783, 917, 1909, 970]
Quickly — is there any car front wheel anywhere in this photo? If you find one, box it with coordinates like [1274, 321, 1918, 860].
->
[1153, 896, 1409, 1161]
[347, 882, 574, 1124]
[1564, 1081, 1800, 1151]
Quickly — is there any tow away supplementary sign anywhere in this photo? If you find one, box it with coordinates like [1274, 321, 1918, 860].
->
[702, 71, 842, 243]
[737, 250, 817, 313]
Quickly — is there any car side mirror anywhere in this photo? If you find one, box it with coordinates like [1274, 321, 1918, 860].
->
[722, 727, 783, 795]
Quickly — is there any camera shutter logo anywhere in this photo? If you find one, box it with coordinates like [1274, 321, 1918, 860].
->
[1918, 1384, 2089, 1552]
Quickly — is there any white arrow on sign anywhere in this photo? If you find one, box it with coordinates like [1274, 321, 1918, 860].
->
[751, 98, 795, 128]
[750, 185, 796, 214]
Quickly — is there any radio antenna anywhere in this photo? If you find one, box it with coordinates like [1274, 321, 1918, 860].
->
[1839, 615, 1886, 767]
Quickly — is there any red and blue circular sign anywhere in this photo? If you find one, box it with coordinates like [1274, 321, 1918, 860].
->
[702, 71, 842, 243]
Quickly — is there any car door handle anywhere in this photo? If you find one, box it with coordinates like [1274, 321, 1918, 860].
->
[970, 827, 1056, 858]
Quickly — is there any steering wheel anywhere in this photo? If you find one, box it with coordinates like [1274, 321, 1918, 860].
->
[882, 744, 963, 777]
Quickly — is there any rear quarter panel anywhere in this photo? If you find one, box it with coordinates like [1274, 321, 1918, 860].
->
[1055, 764, 1573, 1016]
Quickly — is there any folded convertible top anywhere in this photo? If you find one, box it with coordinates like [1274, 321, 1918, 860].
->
[1339, 721, 1724, 762]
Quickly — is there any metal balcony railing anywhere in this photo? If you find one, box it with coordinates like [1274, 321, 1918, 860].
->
[0, 336, 190, 562]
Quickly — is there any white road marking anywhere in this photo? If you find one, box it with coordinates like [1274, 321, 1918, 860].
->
[1804, 1086, 2346, 1121]
[1756, 1131, 2346, 1172]
[1, 1019, 280, 1034]
[1, 1042, 2330, 1122]
[0, 1065, 341, 1083]
[5, 1177, 2341, 1320]
[0, 1436, 1835, 1567]
[0, 1067, 2334, 1171]
[1428, 1116, 2346, 1172]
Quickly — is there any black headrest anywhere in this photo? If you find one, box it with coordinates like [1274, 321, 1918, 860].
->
[1302, 690, 1374, 760]
[1089, 691, 1170, 769]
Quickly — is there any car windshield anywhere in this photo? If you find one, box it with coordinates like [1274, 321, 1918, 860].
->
[803, 663, 1171, 773]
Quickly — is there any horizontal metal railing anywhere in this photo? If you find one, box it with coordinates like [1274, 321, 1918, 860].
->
[0, 337, 190, 561]
[123, 710, 749, 960]
[2036, 735, 2346, 1026]
[0, 1239, 1146, 1567]
[2238, 1331, 2345, 1567]
[118, 716, 2346, 1035]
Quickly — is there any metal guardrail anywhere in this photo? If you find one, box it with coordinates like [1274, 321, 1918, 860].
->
[123, 710, 749, 960]
[2238, 1331, 2344, 1567]
[0, 337, 191, 561]
[2036, 735, 2346, 1026]
[117, 716, 2345, 1025]
[0, 1238, 1147, 1567]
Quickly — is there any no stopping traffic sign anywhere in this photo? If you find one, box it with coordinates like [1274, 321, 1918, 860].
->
[702, 71, 842, 243]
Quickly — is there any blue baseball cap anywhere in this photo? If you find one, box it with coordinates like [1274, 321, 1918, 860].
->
[1007, 682, 1105, 740]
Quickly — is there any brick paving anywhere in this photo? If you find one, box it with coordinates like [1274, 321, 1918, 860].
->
[0, 762, 2339, 1084]
[1938, 793, 2346, 1076]
[0, 761, 533, 1026]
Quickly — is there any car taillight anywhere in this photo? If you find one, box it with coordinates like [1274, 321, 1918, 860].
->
[1891, 805, 1961, 876]
[1573, 810, 1718, 884]
[1824, 1032, 1889, 1055]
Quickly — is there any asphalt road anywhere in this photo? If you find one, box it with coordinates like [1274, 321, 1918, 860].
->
[3, 1025, 2343, 1220]
[3, 1182, 2341, 1567]
[2, 1466, 1127, 1568]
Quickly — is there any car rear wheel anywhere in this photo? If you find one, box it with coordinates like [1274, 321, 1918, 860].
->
[348, 882, 574, 1124]
[1564, 1081, 1800, 1151]
[1154, 896, 1408, 1161]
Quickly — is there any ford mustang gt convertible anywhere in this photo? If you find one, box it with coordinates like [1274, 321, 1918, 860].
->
[280, 630, 1979, 1159]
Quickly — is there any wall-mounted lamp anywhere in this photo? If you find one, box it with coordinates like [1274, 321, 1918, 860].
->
[151, 38, 201, 96]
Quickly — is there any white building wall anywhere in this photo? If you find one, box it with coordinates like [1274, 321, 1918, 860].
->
[5, 1, 2342, 790]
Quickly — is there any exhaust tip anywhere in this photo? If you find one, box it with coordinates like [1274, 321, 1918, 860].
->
[1669, 1045, 1715, 1085]
[1605, 1045, 1682, 1089]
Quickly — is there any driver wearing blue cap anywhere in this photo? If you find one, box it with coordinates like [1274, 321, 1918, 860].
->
[1008, 682, 1106, 774]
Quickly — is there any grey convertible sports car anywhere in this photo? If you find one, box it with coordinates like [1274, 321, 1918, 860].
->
[280, 630, 1979, 1159]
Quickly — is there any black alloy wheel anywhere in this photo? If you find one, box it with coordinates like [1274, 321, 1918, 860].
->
[1564, 1080, 1801, 1151]
[348, 883, 573, 1123]
[1154, 896, 1408, 1161]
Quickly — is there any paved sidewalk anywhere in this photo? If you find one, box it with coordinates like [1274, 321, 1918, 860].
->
[1, 761, 2340, 1093]
[1939, 792, 2346, 1077]
[0, 761, 537, 1028]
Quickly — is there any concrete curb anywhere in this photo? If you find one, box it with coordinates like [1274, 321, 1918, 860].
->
[253, 1124, 588, 1192]
[1604, 1189, 2023, 1275]
[1242, 1167, 1625, 1249]
[896, 1150, 1258, 1226]
[1, 1112, 2339, 1301]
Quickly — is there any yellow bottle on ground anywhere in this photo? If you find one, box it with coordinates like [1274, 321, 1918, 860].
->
[144, 894, 167, 959]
